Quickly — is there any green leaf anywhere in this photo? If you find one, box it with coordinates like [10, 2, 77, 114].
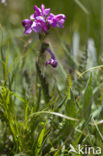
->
[53, 149, 60, 156]
[4, 42, 9, 83]
[35, 122, 46, 156]
[65, 89, 77, 127]
[65, 74, 72, 99]
[81, 74, 93, 120]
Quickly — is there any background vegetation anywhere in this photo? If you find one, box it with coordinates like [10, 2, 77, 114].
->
[0, 0, 103, 155]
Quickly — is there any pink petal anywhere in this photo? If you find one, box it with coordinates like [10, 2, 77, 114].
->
[24, 28, 32, 34]
[30, 14, 35, 20]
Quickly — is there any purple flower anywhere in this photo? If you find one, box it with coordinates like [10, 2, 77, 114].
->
[33, 4, 50, 18]
[31, 21, 42, 33]
[48, 13, 66, 28]
[46, 48, 57, 68]
[41, 4, 50, 17]
[35, 16, 48, 32]
[46, 58, 57, 67]
[34, 5, 41, 18]
[30, 4, 50, 20]
[22, 19, 33, 34]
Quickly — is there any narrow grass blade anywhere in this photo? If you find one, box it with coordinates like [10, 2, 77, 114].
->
[74, 0, 89, 15]
[30, 111, 78, 121]
[79, 65, 103, 78]
[92, 117, 103, 141]
[10, 91, 25, 103]
[35, 122, 46, 156]
[4, 42, 9, 83]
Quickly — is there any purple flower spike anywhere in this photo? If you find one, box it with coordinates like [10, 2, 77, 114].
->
[22, 4, 66, 35]
[22, 19, 33, 34]
[46, 48, 58, 68]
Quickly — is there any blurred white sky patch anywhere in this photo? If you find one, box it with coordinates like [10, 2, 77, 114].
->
[72, 31, 80, 61]
[87, 39, 97, 69]
[86, 39, 97, 79]
[0, 0, 7, 5]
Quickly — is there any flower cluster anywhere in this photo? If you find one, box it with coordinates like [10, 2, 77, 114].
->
[22, 4, 66, 34]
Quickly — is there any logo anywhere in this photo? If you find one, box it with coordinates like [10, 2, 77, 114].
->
[69, 144, 101, 155]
